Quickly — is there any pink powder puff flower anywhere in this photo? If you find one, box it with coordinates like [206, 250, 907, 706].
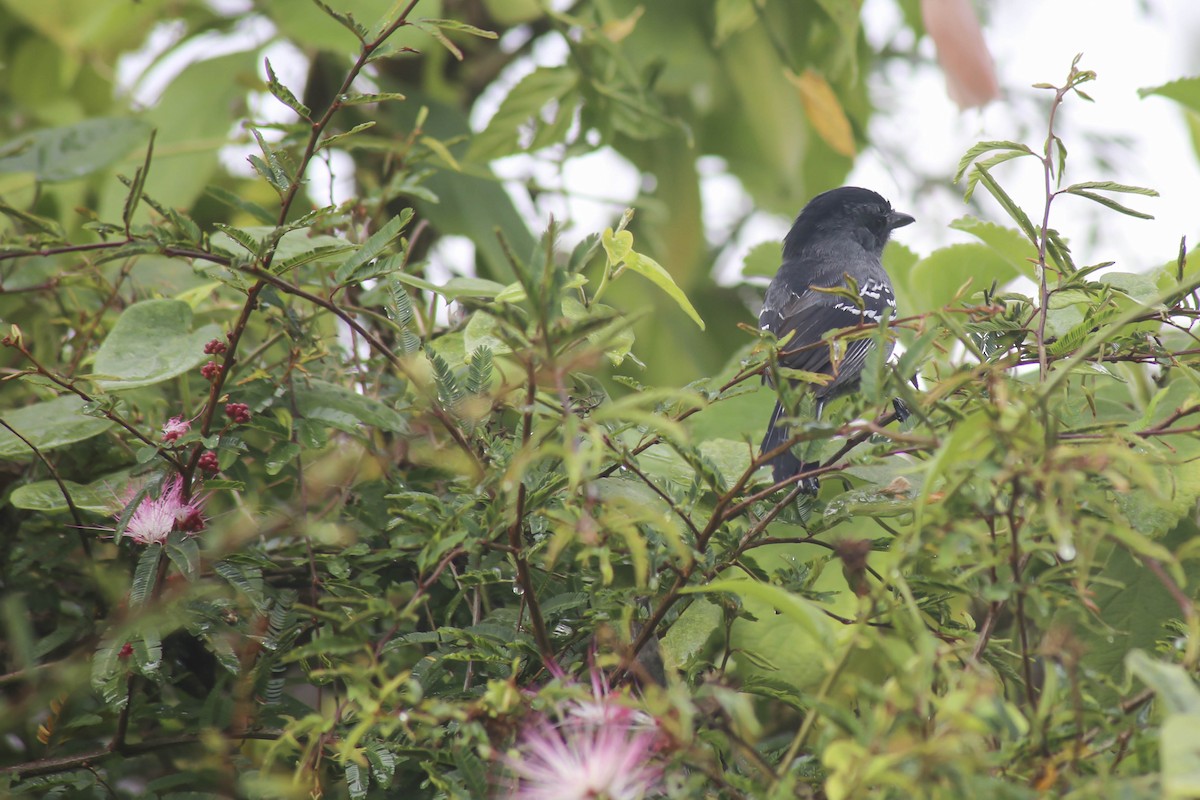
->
[160, 416, 191, 443]
[504, 663, 665, 799]
[506, 716, 663, 800]
[119, 475, 206, 545]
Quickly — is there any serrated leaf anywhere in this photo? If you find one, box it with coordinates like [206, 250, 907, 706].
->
[265, 441, 301, 475]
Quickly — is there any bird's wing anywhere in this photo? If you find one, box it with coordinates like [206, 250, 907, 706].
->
[760, 276, 895, 391]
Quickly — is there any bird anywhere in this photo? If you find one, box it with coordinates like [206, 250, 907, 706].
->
[758, 186, 914, 492]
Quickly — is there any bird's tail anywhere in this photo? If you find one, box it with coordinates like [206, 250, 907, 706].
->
[760, 400, 818, 493]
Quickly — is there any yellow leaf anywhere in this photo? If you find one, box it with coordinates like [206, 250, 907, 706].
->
[786, 68, 857, 158]
[602, 6, 644, 43]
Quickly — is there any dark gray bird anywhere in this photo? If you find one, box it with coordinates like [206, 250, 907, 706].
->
[759, 187, 914, 492]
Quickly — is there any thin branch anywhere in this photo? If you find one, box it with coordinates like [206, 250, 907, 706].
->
[3, 341, 183, 472]
[510, 357, 555, 665]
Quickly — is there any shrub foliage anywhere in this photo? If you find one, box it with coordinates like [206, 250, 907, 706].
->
[2, 3, 1200, 799]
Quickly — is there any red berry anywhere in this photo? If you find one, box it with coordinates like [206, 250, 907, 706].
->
[118, 642, 133, 659]
[200, 361, 221, 381]
[224, 402, 251, 424]
[198, 451, 219, 474]
[204, 338, 227, 355]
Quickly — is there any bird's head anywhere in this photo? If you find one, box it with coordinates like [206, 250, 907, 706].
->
[784, 186, 914, 257]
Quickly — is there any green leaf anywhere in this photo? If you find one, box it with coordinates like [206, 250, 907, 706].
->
[165, 530, 201, 581]
[265, 58, 311, 120]
[622, 250, 705, 330]
[1163, 713, 1200, 798]
[92, 299, 221, 390]
[129, 544, 163, 609]
[1063, 180, 1159, 196]
[294, 380, 407, 434]
[1126, 650, 1200, 715]
[346, 761, 369, 800]
[428, 349, 465, 409]
[953, 140, 1035, 184]
[462, 312, 513, 357]
[10, 474, 124, 514]
[339, 92, 408, 106]
[971, 164, 1039, 244]
[206, 186, 276, 225]
[390, 272, 508, 300]
[335, 210, 414, 285]
[948, 216, 1039, 279]
[266, 441, 301, 475]
[1062, 187, 1155, 220]
[467, 67, 579, 162]
[902, 244, 1019, 314]
[122, 130, 156, 233]
[466, 346, 493, 395]
[0, 117, 150, 182]
[0, 396, 115, 461]
[1139, 77, 1200, 114]
[714, 0, 756, 43]
[685, 578, 835, 651]
[417, 18, 498, 39]
[741, 240, 780, 279]
[318, 121, 377, 151]
[0, 199, 65, 237]
[660, 596, 722, 668]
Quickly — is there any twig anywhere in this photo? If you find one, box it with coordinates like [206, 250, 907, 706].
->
[0, 729, 283, 779]
[509, 358, 555, 665]
[3, 340, 183, 472]
[0, 419, 86, 547]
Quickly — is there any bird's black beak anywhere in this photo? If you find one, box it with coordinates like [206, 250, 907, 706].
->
[887, 211, 915, 230]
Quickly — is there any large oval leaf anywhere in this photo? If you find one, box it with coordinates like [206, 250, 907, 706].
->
[0, 395, 114, 460]
[10, 472, 126, 514]
[93, 299, 221, 390]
